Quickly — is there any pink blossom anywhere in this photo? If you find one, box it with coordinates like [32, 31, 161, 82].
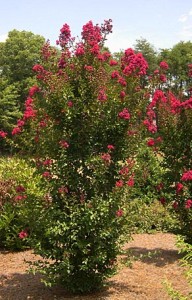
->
[120, 91, 126, 99]
[101, 153, 111, 162]
[156, 183, 163, 191]
[159, 197, 166, 205]
[84, 65, 94, 72]
[119, 166, 129, 176]
[97, 54, 105, 61]
[39, 120, 47, 127]
[154, 69, 159, 75]
[115, 180, 124, 187]
[181, 170, 192, 181]
[156, 136, 163, 143]
[116, 209, 124, 217]
[107, 144, 115, 150]
[23, 107, 36, 120]
[16, 185, 26, 193]
[32, 64, 44, 73]
[109, 59, 118, 66]
[59, 140, 69, 148]
[102, 51, 111, 61]
[121, 49, 148, 76]
[160, 74, 167, 82]
[185, 199, 192, 209]
[82, 20, 102, 45]
[43, 159, 53, 166]
[176, 182, 184, 194]
[147, 138, 155, 147]
[15, 194, 27, 201]
[111, 70, 120, 79]
[75, 44, 85, 56]
[118, 108, 130, 120]
[0, 130, 7, 138]
[58, 23, 72, 47]
[29, 85, 39, 97]
[173, 201, 179, 210]
[42, 171, 52, 179]
[98, 90, 107, 101]
[90, 44, 100, 55]
[159, 61, 169, 70]
[12, 127, 21, 135]
[126, 177, 134, 187]
[58, 186, 69, 194]
[17, 119, 25, 127]
[25, 97, 33, 107]
[18, 230, 28, 239]
[118, 77, 127, 86]
[67, 101, 73, 107]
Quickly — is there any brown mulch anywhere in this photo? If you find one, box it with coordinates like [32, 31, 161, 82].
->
[0, 233, 191, 300]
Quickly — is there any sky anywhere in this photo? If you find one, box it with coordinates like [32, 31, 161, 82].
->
[0, 0, 192, 53]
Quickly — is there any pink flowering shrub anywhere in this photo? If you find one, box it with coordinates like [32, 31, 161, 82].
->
[11, 20, 152, 293]
[144, 69, 192, 242]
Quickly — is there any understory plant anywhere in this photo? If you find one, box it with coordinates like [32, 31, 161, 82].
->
[0, 156, 44, 250]
[163, 236, 192, 300]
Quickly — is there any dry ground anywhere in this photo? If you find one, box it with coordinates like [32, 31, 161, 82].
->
[0, 233, 192, 300]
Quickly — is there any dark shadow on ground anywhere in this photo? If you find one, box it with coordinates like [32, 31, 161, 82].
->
[121, 247, 183, 267]
[0, 272, 139, 300]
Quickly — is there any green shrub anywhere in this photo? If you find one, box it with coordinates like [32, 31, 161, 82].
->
[0, 156, 45, 250]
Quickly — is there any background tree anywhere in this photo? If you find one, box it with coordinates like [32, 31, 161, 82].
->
[158, 41, 192, 97]
[0, 30, 45, 109]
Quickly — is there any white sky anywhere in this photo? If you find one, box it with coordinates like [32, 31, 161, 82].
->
[0, 0, 192, 52]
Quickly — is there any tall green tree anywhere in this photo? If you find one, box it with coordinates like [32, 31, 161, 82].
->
[0, 77, 21, 132]
[0, 29, 45, 108]
[159, 41, 192, 97]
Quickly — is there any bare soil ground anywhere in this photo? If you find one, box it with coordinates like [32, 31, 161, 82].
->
[0, 233, 191, 300]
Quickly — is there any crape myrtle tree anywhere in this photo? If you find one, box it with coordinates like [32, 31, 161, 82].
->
[10, 20, 151, 293]
[144, 62, 192, 243]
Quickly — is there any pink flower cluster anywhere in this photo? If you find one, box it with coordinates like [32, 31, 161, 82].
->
[56, 23, 74, 48]
[12, 85, 39, 136]
[181, 170, 192, 181]
[147, 136, 162, 147]
[118, 108, 130, 120]
[116, 209, 124, 217]
[82, 21, 102, 46]
[59, 140, 69, 148]
[101, 153, 111, 163]
[159, 61, 169, 70]
[98, 89, 107, 101]
[115, 160, 135, 189]
[58, 186, 69, 194]
[18, 229, 28, 239]
[107, 144, 115, 151]
[14, 185, 27, 202]
[0, 130, 7, 138]
[176, 182, 184, 194]
[75, 43, 85, 56]
[121, 48, 148, 76]
[185, 199, 192, 209]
